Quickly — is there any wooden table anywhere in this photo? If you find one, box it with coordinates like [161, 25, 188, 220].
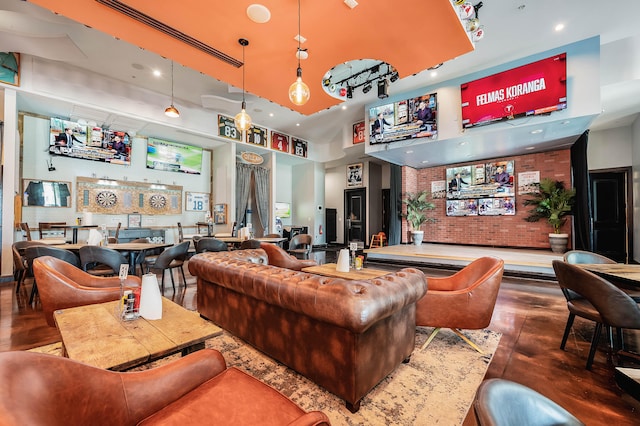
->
[577, 263, 640, 287]
[302, 262, 391, 280]
[54, 298, 222, 370]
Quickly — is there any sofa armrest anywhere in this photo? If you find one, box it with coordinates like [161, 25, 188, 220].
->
[259, 243, 318, 271]
[286, 411, 332, 426]
[122, 349, 227, 423]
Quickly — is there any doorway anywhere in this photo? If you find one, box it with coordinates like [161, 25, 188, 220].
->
[344, 188, 366, 246]
[589, 168, 633, 263]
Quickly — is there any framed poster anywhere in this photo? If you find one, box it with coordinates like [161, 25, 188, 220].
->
[271, 131, 290, 153]
[213, 203, 227, 224]
[347, 163, 363, 187]
[185, 192, 210, 212]
[22, 179, 71, 207]
[292, 138, 308, 158]
[128, 213, 142, 228]
[246, 125, 267, 147]
[0, 52, 19, 86]
[353, 121, 365, 144]
[218, 114, 242, 141]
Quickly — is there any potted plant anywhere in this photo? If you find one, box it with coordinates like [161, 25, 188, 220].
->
[523, 178, 576, 253]
[402, 190, 436, 245]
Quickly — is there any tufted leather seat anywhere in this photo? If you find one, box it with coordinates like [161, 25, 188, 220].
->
[189, 249, 427, 412]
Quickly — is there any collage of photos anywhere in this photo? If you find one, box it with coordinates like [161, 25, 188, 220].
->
[446, 160, 515, 216]
[369, 92, 438, 144]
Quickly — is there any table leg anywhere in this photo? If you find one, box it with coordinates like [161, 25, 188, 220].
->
[182, 342, 205, 356]
[72, 228, 79, 244]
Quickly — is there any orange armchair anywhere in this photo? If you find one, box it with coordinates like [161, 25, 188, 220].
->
[0, 348, 331, 426]
[32, 256, 141, 327]
[416, 256, 504, 353]
[260, 242, 318, 271]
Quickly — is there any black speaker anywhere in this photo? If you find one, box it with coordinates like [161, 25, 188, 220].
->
[377, 79, 389, 99]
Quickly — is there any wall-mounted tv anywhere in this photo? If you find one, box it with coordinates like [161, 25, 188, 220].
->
[461, 53, 567, 128]
[369, 92, 438, 144]
[49, 118, 132, 165]
[146, 137, 202, 174]
[275, 202, 291, 218]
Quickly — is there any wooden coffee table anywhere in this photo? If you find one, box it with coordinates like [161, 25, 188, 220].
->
[53, 297, 222, 371]
[301, 262, 391, 280]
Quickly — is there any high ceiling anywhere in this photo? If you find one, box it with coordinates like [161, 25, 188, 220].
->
[3, 0, 640, 169]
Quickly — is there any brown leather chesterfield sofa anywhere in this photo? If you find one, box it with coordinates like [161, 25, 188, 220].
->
[188, 249, 427, 412]
[0, 348, 330, 426]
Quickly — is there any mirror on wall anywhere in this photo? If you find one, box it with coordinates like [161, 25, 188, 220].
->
[22, 179, 72, 207]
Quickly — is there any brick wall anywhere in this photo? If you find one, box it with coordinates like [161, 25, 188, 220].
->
[401, 149, 572, 249]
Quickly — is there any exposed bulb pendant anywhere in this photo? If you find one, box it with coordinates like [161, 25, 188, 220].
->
[165, 61, 180, 118]
[289, 0, 310, 106]
[235, 38, 252, 132]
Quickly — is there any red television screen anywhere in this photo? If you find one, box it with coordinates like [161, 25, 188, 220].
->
[461, 53, 567, 128]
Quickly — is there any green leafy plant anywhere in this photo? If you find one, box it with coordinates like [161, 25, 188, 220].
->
[523, 178, 576, 234]
[402, 190, 436, 231]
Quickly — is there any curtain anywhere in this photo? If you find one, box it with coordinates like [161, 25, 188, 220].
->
[253, 166, 270, 233]
[571, 130, 592, 251]
[388, 164, 402, 245]
[235, 163, 252, 228]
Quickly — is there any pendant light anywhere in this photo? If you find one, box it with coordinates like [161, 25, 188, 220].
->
[288, 0, 310, 106]
[234, 38, 252, 132]
[164, 61, 180, 118]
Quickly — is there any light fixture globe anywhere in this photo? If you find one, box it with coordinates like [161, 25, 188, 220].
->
[289, 67, 310, 105]
[164, 105, 179, 118]
[234, 101, 252, 131]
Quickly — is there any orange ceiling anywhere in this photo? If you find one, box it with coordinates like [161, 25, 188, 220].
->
[29, 0, 473, 115]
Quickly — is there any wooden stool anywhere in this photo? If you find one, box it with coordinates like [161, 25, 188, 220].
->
[369, 232, 386, 248]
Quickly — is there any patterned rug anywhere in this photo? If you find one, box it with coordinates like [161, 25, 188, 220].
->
[31, 327, 501, 425]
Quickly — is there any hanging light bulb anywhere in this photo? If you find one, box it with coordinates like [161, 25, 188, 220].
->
[164, 61, 180, 118]
[289, 0, 310, 106]
[234, 38, 252, 132]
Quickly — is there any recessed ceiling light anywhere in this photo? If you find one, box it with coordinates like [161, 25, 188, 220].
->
[247, 4, 271, 23]
[530, 129, 543, 134]
[525, 146, 535, 150]
[561, 120, 570, 125]
[421, 160, 429, 164]
[555, 23, 565, 32]
[269, 113, 274, 117]
[296, 123, 300, 126]
[406, 150, 413, 154]
[430, 71, 438, 78]
[341, 105, 347, 110]
[152, 69, 161, 77]
[459, 141, 466, 146]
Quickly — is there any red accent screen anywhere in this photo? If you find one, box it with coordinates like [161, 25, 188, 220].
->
[461, 53, 567, 128]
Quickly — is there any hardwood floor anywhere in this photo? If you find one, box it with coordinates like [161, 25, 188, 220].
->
[2, 251, 639, 425]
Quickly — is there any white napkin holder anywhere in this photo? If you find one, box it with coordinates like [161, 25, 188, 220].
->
[139, 273, 163, 320]
[336, 248, 350, 272]
[87, 229, 103, 246]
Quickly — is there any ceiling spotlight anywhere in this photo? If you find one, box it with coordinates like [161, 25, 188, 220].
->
[428, 63, 444, 70]
[323, 78, 331, 87]
[362, 82, 372, 94]
[389, 70, 399, 83]
[377, 79, 389, 99]
[346, 86, 353, 99]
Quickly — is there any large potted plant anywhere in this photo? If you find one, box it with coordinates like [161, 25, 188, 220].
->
[402, 190, 436, 245]
[523, 178, 576, 253]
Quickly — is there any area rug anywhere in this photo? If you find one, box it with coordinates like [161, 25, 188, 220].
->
[30, 327, 501, 425]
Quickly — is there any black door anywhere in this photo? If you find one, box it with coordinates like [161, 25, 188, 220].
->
[382, 189, 390, 238]
[344, 188, 366, 245]
[590, 169, 631, 262]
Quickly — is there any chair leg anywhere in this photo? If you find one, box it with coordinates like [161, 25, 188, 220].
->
[587, 322, 603, 370]
[169, 269, 176, 292]
[160, 271, 166, 295]
[29, 280, 38, 305]
[560, 313, 575, 350]
[15, 270, 24, 293]
[179, 266, 187, 287]
[452, 329, 485, 354]
[421, 327, 441, 350]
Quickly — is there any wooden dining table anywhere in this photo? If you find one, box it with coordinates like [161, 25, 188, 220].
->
[50, 224, 99, 244]
[576, 263, 640, 288]
[53, 242, 172, 272]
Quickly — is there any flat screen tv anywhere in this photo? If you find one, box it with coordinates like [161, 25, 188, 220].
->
[369, 92, 438, 144]
[146, 137, 202, 174]
[275, 202, 291, 218]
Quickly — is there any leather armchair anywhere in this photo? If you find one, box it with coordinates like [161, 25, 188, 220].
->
[32, 256, 141, 327]
[417, 256, 504, 352]
[474, 378, 584, 426]
[0, 348, 331, 426]
[260, 242, 318, 271]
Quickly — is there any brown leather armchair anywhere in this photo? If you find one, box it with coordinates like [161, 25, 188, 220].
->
[0, 348, 331, 426]
[260, 242, 318, 271]
[417, 256, 504, 353]
[32, 256, 141, 327]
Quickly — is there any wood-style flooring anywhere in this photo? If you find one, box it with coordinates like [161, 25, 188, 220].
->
[1, 248, 639, 425]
